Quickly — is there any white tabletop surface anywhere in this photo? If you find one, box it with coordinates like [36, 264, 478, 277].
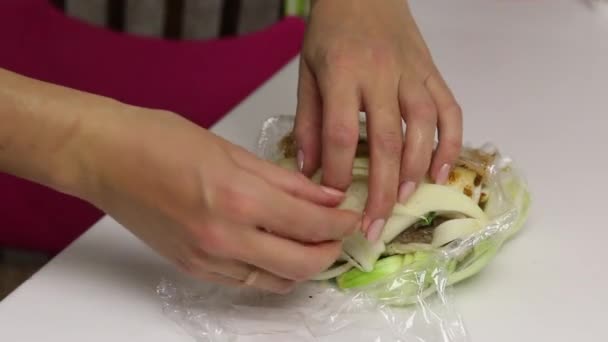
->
[2, 0, 608, 341]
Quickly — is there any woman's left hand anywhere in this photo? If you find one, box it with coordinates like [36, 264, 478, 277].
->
[294, 0, 463, 241]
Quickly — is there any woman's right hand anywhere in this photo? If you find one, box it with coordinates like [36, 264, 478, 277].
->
[78, 106, 361, 294]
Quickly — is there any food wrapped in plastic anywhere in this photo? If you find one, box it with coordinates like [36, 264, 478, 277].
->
[156, 115, 531, 342]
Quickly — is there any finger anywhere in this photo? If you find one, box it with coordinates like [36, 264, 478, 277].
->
[317, 69, 361, 191]
[294, 59, 323, 176]
[189, 250, 295, 294]
[189, 270, 243, 287]
[189, 269, 293, 294]
[397, 80, 437, 200]
[233, 224, 343, 282]
[227, 144, 345, 207]
[425, 73, 463, 184]
[217, 171, 360, 242]
[360, 80, 403, 241]
[174, 254, 243, 287]
[256, 185, 360, 242]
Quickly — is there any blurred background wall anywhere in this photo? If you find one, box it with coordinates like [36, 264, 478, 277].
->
[51, 0, 311, 39]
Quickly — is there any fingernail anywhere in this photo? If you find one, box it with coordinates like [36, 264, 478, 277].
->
[361, 213, 370, 233]
[436, 164, 451, 185]
[320, 186, 344, 197]
[366, 219, 385, 242]
[398, 181, 416, 204]
[296, 149, 304, 172]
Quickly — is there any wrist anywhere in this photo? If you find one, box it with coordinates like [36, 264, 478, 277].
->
[67, 100, 145, 207]
[0, 68, 131, 202]
[49, 98, 134, 203]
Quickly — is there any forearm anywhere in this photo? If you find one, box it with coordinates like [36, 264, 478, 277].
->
[0, 67, 125, 198]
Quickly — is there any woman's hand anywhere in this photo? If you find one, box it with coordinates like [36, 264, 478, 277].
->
[295, 0, 462, 241]
[81, 108, 361, 294]
[0, 68, 361, 294]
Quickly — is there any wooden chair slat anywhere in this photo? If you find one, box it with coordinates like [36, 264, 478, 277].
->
[220, 0, 241, 37]
[107, 0, 126, 32]
[50, 0, 65, 11]
[163, 0, 185, 39]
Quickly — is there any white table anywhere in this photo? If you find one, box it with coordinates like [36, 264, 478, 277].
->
[2, 0, 607, 341]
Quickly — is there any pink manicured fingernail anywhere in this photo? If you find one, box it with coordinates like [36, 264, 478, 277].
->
[296, 149, 304, 172]
[398, 181, 416, 204]
[366, 219, 385, 242]
[436, 164, 451, 184]
[321, 186, 344, 197]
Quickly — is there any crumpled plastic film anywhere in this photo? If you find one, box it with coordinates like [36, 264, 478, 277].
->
[156, 114, 530, 342]
[157, 261, 466, 342]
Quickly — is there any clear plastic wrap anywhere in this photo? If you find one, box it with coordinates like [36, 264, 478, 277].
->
[156, 115, 531, 342]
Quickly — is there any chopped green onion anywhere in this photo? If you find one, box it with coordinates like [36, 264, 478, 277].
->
[420, 211, 437, 226]
[337, 255, 404, 289]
